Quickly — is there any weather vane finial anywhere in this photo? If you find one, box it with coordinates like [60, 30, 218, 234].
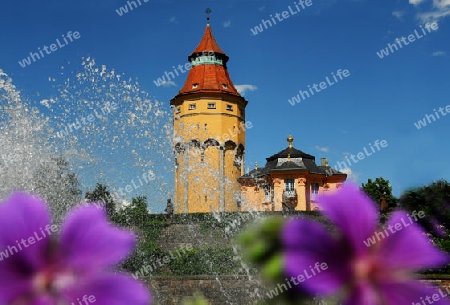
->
[205, 8, 212, 24]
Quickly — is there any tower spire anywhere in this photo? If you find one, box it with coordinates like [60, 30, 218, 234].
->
[205, 8, 212, 25]
[172, 21, 245, 98]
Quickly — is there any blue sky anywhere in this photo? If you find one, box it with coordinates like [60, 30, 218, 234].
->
[1, 0, 449, 210]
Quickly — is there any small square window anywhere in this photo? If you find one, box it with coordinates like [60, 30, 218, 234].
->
[207, 103, 216, 109]
[226, 104, 233, 111]
[284, 179, 295, 191]
[222, 84, 228, 89]
[192, 83, 199, 89]
[189, 104, 196, 110]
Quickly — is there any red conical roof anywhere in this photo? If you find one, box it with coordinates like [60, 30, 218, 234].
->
[191, 24, 225, 55]
[178, 64, 241, 96]
[172, 24, 243, 100]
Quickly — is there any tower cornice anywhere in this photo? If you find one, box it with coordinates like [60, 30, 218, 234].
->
[170, 91, 248, 107]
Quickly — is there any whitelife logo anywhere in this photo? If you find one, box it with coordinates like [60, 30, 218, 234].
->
[288, 69, 350, 106]
[325, 140, 388, 176]
[115, 0, 149, 16]
[414, 105, 450, 130]
[250, 0, 313, 36]
[413, 287, 450, 305]
[363, 211, 425, 247]
[152, 51, 214, 87]
[0, 224, 58, 261]
[18, 31, 81, 68]
[132, 244, 193, 279]
[376, 22, 438, 59]
[70, 295, 96, 305]
[265, 262, 328, 299]
[55, 102, 117, 138]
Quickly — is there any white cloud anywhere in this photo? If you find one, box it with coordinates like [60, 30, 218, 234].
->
[392, 11, 405, 19]
[410, 0, 425, 5]
[223, 20, 231, 28]
[315, 146, 329, 152]
[234, 84, 257, 95]
[434, 0, 450, 9]
[432, 50, 446, 56]
[160, 80, 177, 87]
[411, 0, 450, 22]
[258, 6, 265, 11]
[169, 16, 178, 24]
[116, 199, 131, 209]
[340, 168, 359, 182]
[418, 9, 450, 22]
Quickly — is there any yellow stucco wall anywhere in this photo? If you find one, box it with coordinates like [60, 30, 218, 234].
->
[173, 96, 247, 213]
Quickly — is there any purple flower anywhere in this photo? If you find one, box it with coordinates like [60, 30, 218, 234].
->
[282, 183, 450, 304]
[0, 192, 151, 305]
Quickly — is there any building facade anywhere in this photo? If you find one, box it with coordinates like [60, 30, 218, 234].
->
[171, 23, 346, 213]
[171, 23, 248, 213]
[238, 136, 347, 211]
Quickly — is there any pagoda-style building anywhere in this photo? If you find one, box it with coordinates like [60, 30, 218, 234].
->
[171, 21, 248, 213]
[238, 136, 347, 211]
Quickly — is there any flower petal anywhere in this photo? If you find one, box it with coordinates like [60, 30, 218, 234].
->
[316, 183, 378, 256]
[28, 294, 57, 305]
[64, 273, 151, 305]
[343, 283, 381, 305]
[0, 267, 33, 303]
[0, 192, 52, 302]
[58, 206, 135, 271]
[379, 280, 450, 305]
[379, 211, 449, 271]
[0, 192, 52, 266]
[282, 219, 350, 294]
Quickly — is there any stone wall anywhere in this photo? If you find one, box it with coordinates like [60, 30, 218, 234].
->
[151, 215, 269, 304]
[149, 215, 450, 304]
[147, 277, 450, 305]
[157, 223, 225, 252]
[156, 211, 329, 252]
[147, 276, 266, 305]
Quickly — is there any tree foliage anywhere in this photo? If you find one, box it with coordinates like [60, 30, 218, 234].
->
[361, 177, 396, 209]
[33, 156, 82, 223]
[113, 196, 167, 273]
[85, 183, 116, 219]
[399, 179, 450, 238]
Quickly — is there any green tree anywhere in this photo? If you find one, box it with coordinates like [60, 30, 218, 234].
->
[33, 155, 82, 223]
[399, 179, 450, 238]
[117, 196, 166, 274]
[85, 183, 116, 219]
[126, 196, 150, 227]
[361, 177, 396, 210]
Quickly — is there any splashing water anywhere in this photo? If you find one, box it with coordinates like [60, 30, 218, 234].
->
[0, 69, 78, 222]
[1, 59, 267, 304]
[0, 57, 174, 219]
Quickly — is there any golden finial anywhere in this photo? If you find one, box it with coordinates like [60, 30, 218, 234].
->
[287, 134, 294, 161]
[287, 134, 294, 148]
